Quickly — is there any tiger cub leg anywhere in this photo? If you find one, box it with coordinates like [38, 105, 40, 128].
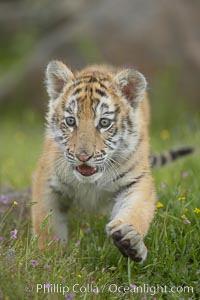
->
[31, 188, 68, 250]
[106, 176, 156, 262]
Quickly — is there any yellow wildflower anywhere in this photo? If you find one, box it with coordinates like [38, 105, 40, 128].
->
[13, 201, 18, 206]
[178, 196, 186, 201]
[58, 275, 63, 279]
[160, 130, 170, 140]
[156, 201, 164, 208]
[77, 274, 82, 278]
[194, 208, 200, 214]
[181, 214, 186, 219]
[184, 208, 189, 212]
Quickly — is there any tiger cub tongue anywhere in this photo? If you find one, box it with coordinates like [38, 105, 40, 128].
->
[77, 164, 96, 176]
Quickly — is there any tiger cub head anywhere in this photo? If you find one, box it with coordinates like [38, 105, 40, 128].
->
[46, 61, 147, 182]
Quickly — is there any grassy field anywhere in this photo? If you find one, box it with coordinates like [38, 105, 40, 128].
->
[0, 72, 199, 300]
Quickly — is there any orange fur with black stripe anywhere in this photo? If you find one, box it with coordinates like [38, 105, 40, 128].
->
[31, 61, 156, 262]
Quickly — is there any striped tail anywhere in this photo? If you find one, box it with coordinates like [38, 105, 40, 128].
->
[151, 147, 194, 168]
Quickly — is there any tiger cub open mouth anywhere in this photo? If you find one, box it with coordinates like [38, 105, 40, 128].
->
[76, 164, 97, 176]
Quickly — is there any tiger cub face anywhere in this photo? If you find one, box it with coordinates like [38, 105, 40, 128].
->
[46, 61, 147, 182]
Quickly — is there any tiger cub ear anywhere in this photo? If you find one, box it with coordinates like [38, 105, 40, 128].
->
[46, 60, 74, 100]
[113, 69, 147, 106]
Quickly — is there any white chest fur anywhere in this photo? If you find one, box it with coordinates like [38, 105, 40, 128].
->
[49, 173, 114, 212]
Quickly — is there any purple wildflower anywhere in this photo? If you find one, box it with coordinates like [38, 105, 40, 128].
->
[44, 263, 51, 270]
[11, 229, 17, 239]
[197, 270, 200, 273]
[65, 293, 75, 300]
[183, 218, 191, 225]
[0, 237, 4, 241]
[45, 283, 52, 289]
[31, 260, 39, 267]
[75, 240, 80, 246]
[53, 235, 60, 241]
[62, 277, 66, 283]
[130, 283, 137, 289]
[1, 195, 8, 204]
[141, 297, 147, 300]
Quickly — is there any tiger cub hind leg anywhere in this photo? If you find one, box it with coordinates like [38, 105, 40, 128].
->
[32, 172, 69, 249]
[31, 198, 69, 250]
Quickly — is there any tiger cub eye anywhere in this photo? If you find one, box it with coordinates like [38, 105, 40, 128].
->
[99, 118, 111, 128]
[66, 117, 76, 127]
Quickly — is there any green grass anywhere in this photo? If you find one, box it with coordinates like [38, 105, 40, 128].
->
[0, 73, 200, 300]
[0, 111, 44, 188]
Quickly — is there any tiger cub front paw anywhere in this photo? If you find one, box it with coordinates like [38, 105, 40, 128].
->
[106, 222, 147, 263]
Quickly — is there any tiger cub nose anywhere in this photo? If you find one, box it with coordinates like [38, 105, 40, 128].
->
[76, 152, 92, 162]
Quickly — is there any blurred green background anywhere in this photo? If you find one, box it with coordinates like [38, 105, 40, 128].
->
[0, 0, 199, 189]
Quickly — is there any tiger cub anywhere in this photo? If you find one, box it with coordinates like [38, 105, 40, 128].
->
[32, 61, 156, 262]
